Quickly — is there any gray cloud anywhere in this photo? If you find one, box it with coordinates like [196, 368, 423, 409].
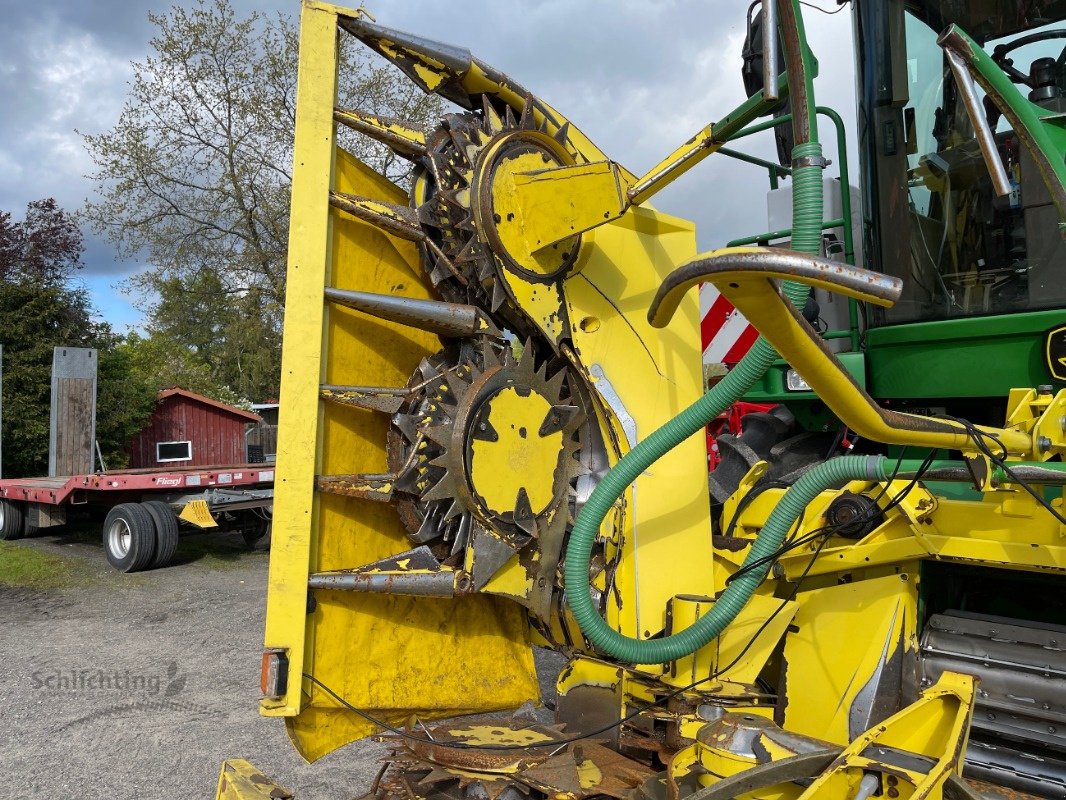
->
[0, 0, 857, 288]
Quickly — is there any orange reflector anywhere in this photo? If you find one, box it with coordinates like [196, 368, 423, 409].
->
[261, 649, 288, 699]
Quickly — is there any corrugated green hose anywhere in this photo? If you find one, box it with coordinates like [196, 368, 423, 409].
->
[563, 138, 829, 661]
[567, 448, 885, 663]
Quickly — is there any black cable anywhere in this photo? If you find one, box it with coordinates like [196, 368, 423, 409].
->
[938, 414, 1066, 527]
[723, 447, 918, 587]
[302, 531, 828, 756]
[299, 450, 937, 754]
[721, 479, 791, 539]
[799, 0, 848, 14]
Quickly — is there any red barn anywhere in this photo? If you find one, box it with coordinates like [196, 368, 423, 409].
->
[127, 388, 261, 469]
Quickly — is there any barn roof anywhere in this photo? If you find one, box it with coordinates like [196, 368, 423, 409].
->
[156, 388, 261, 422]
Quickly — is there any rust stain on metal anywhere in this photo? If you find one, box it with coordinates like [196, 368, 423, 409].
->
[315, 472, 396, 501]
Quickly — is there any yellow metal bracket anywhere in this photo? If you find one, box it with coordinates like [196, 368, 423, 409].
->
[215, 760, 293, 799]
[796, 671, 976, 800]
[649, 247, 1035, 456]
[510, 160, 629, 252]
[179, 499, 217, 529]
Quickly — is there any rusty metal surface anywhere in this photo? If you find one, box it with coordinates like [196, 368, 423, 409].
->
[330, 191, 425, 241]
[333, 109, 428, 160]
[696, 712, 838, 762]
[315, 472, 395, 501]
[777, 0, 811, 144]
[955, 777, 1044, 800]
[308, 545, 470, 595]
[520, 741, 654, 799]
[319, 384, 408, 414]
[324, 288, 498, 339]
[375, 719, 655, 800]
[647, 248, 902, 329]
[308, 567, 466, 595]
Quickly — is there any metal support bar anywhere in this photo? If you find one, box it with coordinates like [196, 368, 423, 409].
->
[763, 0, 780, 102]
[727, 217, 844, 246]
[717, 147, 791, 177]
[943, 49, 1012, 198]
[648, 248, 1035, 456]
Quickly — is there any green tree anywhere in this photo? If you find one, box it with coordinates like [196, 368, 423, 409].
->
[83, 0, 442, 401]
[146, 269, 281, 401]
[118, 331, 249, 409]
[0, 200, 156, 476]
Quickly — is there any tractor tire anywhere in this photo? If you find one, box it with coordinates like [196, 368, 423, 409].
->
[143, 500, 180, 569]
[102, 503, 156, 572]
[0, 500, 24, 541]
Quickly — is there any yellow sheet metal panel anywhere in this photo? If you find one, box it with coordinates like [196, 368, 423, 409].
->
[278, 148, 539, 762]
[262, 0, 538, 760]
[796, 672, 975, 800]
[781, 572, 919, 746]
[262, 0, 340, 718]
[564, 207, 715, 642]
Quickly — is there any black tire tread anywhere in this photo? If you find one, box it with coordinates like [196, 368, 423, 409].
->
[0, 500, 24, 541]
[143, 500, 179, 569]
[102, 503, 156, 572]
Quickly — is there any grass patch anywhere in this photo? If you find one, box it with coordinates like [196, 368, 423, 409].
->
[0, 540, 96, 588]
[174, 532, 265, 569]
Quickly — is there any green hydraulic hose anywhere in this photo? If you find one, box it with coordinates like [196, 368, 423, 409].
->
[564, 0, 828, 662]
[567, 455, 887, 664]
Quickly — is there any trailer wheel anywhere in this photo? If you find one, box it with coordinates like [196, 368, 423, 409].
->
[22, 505, 39, 538]
[0, 500, 24, 541]
[242, 519, 272, 551]
[143, 501, 179, 569]
[102, 503, 156, 572]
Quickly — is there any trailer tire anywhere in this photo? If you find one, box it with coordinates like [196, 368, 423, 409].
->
[0, 500, 25, 541]
[22, 504, 39, 538]
[143, 501, 179, 569]
[102, 503, 156, 572]
[242, 519, 272, 551]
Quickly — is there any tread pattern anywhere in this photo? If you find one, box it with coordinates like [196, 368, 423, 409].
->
[143, 500, 180, 569]
[0, 500, 25, 541]
[102, 503, 156, 572]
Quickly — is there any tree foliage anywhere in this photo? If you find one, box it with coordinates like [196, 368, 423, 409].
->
[83, 0, 443, 402]
[0, 201, 156, 476]
[0, 198, 84, 284]
[118, 331, 249, 410]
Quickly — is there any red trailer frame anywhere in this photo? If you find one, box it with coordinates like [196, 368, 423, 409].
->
[0, 464, 274, 573]
[0, 464, 274, 505]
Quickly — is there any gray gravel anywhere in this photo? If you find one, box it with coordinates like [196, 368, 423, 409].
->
[0, 527, 563, 799]
[7, 513, 1031, 795]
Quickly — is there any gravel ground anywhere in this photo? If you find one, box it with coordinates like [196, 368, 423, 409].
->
[0, 526, 561, 799]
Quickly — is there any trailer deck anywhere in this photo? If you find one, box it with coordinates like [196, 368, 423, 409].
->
[0, 464, 275, 506]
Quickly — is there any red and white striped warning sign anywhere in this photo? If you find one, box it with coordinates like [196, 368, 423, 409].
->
[700, 283, 758, 365]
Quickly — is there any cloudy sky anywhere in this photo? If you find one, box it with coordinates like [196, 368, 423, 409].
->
[0, 0, 857, 331]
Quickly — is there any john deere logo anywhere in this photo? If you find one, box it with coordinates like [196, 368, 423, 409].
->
[1047, 325, 1066, 382]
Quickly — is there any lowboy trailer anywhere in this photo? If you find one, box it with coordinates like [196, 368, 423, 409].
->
[0, 464, 275, 571]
